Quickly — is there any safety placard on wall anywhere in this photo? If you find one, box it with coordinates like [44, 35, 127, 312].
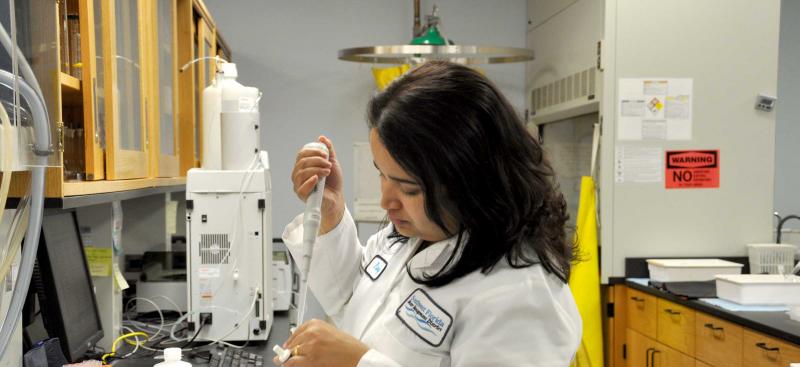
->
[665, 150, 719, 189]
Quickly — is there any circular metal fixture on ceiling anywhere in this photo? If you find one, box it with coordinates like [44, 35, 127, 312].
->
[337, 45, 534, 65]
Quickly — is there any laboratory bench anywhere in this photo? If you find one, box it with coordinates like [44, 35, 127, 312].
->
[615, 278, 800, 366]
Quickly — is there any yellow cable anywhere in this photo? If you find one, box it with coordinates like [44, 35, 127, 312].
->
[101, 332, 149, 364]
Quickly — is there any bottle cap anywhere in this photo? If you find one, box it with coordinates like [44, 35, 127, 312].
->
[221, 62, 238, 78]
[164, 347, 182, 361]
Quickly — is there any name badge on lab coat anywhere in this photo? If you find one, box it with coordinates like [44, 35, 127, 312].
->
[396, 289, 453, 347]
[366, 255, 388, 280]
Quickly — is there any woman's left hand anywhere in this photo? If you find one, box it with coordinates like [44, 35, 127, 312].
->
[275, 319, 370, 367]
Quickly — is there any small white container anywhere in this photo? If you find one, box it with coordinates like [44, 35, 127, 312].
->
[154, 348, 192, 367]
[715, 274, 800, 305]
[647, 259, 743, 282]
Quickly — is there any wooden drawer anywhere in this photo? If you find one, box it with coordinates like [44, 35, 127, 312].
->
[628, 328, 658, 367]
[628, 288, 658, 339]
[657, 298, 695, 356]
[743, 329, 800, 367]
[628, 328, 693, 367]
[652, 339, 695, 367]
[695, 312, 742, 367]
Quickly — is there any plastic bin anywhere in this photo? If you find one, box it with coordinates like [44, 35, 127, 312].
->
[646, 259, 743, 282]
[716, 274, 800, 305]
[747, 243, 797, 275]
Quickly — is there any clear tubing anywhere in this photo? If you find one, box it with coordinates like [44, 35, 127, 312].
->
[0, 72, 49, 357]
[0, 20, 44, 105]
[0, 92, 11, 227]
[0, 196, 29, 285]
[0, 70, 51, 152]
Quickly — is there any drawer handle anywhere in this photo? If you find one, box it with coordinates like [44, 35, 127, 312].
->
[650, 349, 661, 367]
[703, 323, 724, 331]
[645, 348, 655, 367]
[704, 323, 724, 338]
[630, 296, 645, 302]
[756, 342, 780, 353]
[664, 308, 681, 316]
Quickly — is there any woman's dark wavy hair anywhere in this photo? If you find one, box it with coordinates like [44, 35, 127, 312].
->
[367, 61, 575, 287]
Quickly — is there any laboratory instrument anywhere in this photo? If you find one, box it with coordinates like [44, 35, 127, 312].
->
[186, 61, 273, 342]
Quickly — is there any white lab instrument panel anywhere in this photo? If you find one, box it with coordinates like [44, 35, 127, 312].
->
[186, 167, 273, 342]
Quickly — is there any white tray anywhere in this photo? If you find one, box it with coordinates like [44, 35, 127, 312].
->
[647, 259, 743, 282]
[715, 274, 800, 305]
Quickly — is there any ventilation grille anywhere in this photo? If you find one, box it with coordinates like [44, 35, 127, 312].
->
[200, 234, 231, 265]
[531, 67, 596, 114]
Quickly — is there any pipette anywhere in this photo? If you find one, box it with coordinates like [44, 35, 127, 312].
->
[274, 142, 328, 364]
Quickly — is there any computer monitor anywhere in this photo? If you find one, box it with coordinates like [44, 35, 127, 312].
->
[32, 211, 103, 362]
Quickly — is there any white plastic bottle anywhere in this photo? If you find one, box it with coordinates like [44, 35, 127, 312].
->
[201, 66, 222, 170]
[201, 62, 260, 170]
[153, 348, 192, 367]
[219, 64, 260, 170]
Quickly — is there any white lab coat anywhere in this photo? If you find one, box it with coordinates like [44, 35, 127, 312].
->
[282, 208, 582, 367]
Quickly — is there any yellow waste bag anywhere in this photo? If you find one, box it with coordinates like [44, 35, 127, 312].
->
[569, 176, 604, 367]
[372, 64, 410, 91]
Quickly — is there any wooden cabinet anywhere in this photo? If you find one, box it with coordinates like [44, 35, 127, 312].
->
[628, 288, 658, 339]
[742, 329, 800, 367]
[176, 0, 216, 173]
[627, 328, 656, 367]
[613, 285, 800, 367]
[627, 328, 694, 367]
[695, 313, 742, 367]
[148, 0, 180, 177]
[104, 0, 148, 179]
[657, 299, 695, 356]
[9, 0, 225, 198]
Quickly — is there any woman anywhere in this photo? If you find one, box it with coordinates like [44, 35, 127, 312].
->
[280, 61, 581, 367]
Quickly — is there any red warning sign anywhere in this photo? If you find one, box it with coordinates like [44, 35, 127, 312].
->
[665, 150, 719, 189]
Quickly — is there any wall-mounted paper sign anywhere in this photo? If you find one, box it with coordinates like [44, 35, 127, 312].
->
[618, 78, 693, 141]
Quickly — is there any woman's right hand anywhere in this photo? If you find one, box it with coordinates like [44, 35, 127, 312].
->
[291, 136, 345, 235]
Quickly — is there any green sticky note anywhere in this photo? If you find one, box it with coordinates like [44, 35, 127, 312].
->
[84, 247, 112, 277]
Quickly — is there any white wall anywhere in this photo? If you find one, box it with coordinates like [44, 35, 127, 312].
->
[203, 0, 528, 239]
[776, 0, 800, 229]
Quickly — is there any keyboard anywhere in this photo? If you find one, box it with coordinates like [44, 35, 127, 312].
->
[208, 346, 265, 367]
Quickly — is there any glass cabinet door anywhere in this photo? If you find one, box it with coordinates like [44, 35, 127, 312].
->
[176, 0, 215, 175]
[101, 0, 148, 179]
[14, 0, 61, 169]
[196, 17, 215, 167]
[176, 0, 194, 174]
[151, 0, 179, 177]
[78, 0, 106, 180]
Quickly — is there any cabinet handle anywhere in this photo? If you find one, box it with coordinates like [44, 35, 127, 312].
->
[756, 342, 780, 352]
[704, 322, 724, 338]
[645, 348, 655, 367]
[650, 349, 661, 367]
[664, 308, 681, 315]
[630, 296, 645, 302]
